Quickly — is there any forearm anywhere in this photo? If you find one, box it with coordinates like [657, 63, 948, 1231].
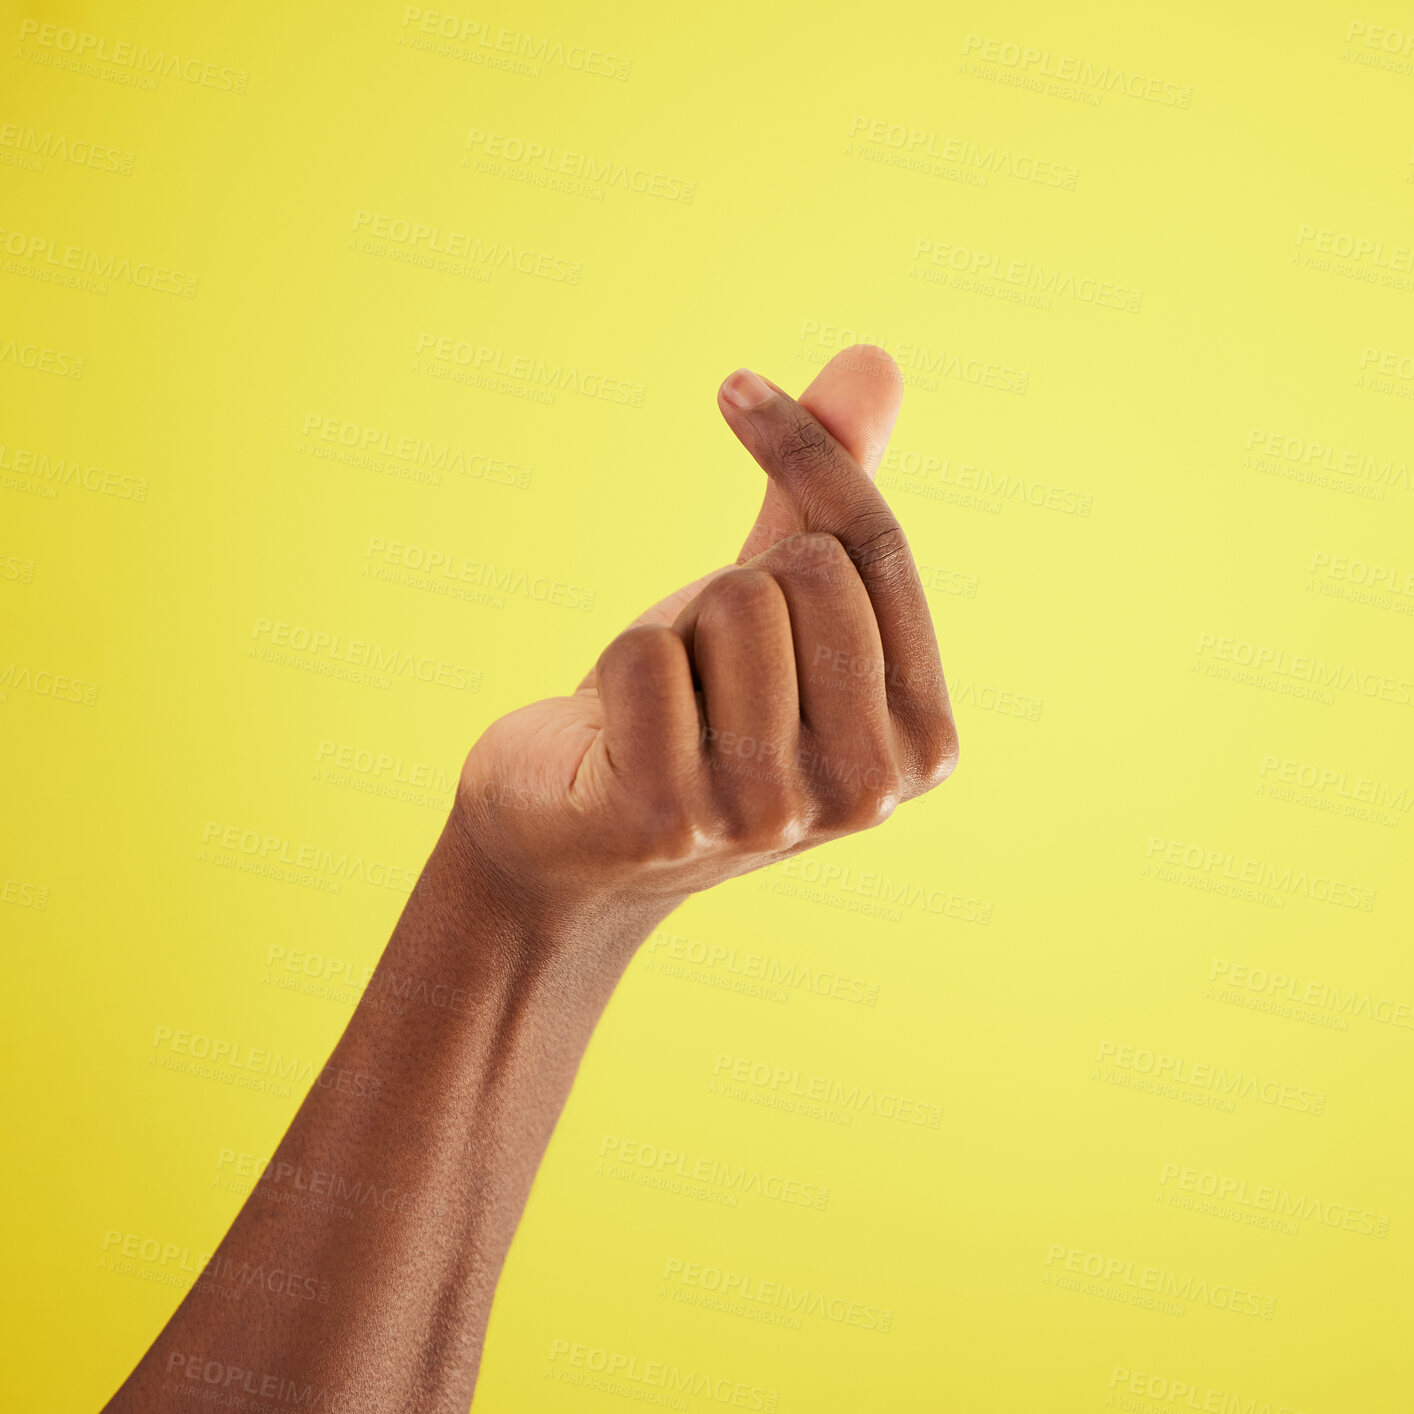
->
[105, 810, 676, 1414]
[101, 350, 956, 1412]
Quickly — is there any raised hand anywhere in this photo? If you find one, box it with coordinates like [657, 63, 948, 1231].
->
[102, 343, 956, 1414]
[457, 351, 957, 927]
[594, 341, 909, 641]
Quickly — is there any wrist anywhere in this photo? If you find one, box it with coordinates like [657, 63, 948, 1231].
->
[435, 800, 682, 981]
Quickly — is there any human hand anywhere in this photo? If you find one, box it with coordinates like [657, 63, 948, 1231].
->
[455, 347, 958, 929]
[597, 341, 915, 637]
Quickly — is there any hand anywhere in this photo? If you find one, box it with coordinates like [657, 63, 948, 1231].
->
[596, 341, 915, 637]
[455, 348, 958, 928]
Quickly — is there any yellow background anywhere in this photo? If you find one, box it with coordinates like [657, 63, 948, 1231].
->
[3, 2, 1412, 1409]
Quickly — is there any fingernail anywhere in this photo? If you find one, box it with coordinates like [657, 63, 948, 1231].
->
[721, 368, 774, 410]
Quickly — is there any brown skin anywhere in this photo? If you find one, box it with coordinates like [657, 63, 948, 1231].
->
[102, 347, 957, 1413]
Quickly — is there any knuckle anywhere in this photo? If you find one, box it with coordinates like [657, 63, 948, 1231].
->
[597, 625, 685, 689]
[626, 796, 700, 863]
[852, 768, 904, 831]
[698, 566, 785, 624]
[846, 793, 897, 833]
[777, 409, 836, 472]
[829, 791, 895, 835]
[721, 790, 808, 853]
[790, 530, 850, 564]
[848, 511, 911, 579]
[910, 715, 960, 793]
[809, 743, 900, 832]
[768, 531, 852, 588]
[601, 623, 679, 671]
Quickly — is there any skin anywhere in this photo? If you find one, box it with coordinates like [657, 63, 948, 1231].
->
[102, 345, 958, 1413]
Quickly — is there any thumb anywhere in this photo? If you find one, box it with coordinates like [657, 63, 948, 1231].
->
[573, 345, 905, 691]
[734, 343, 903, 563]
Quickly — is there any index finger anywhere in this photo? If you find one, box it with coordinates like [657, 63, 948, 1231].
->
[718, 366, 953, 757]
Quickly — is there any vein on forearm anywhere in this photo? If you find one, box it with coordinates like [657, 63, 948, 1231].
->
[106, 820, 662, 1413]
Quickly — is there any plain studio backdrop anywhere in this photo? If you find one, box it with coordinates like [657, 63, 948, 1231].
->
[2, 1, 1410, 1409]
